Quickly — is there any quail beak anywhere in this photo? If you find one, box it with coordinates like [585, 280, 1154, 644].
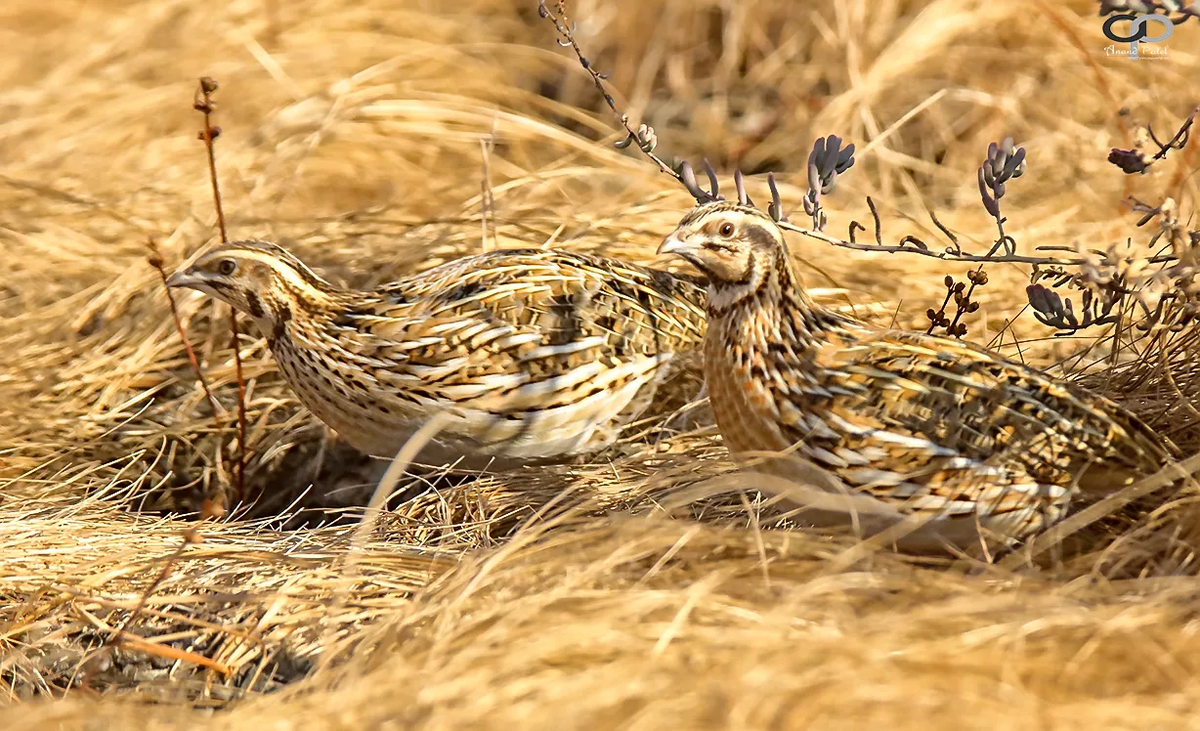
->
[656, 231, 694, 258]
[657, 232, 706, 271]
[165, 268, 198, 289]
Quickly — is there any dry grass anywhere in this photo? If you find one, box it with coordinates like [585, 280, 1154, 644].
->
[3, 0, 1200, 727]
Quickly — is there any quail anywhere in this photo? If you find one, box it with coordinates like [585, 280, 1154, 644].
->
[657, 202, 1174, 546]
[167, 241, 708, 469]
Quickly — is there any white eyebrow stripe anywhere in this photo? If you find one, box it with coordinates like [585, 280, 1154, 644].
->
[225, 249, 334, 299]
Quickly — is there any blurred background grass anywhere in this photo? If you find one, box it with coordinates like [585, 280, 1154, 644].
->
[2, 0, 1200, 727]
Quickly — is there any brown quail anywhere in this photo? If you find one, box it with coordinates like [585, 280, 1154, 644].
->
[658, 202, 1175, 546]
[168, 241, 708, 468]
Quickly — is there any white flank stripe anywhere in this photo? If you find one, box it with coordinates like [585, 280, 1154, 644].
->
[406, 358, 469, 381]
[520, 336, 606, 361]
[493, 332, 544, 350]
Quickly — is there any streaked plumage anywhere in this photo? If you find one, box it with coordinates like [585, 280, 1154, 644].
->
[167, 241, 707, 468]
[658, 203, 1175, 546]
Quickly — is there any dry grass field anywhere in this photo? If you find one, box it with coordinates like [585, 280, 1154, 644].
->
[3, 0, 1200, 727]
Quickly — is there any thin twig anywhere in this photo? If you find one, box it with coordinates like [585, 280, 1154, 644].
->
[228, 311, 247, 503]
[926, 284, 956, 336]
[928, 211, 960, 255]
[194, 76, 246, 503]
[83, 529, 205, 687]
[538, 1, 680, 181]
[540, 1, 1117, 271]
[480, 121, 497, 252]
[1147, 106, 1197, 164]
[194, 78, 228, 243]
[943, 203, 1005, 337]
[788, 222, 1112, 266]
[1109, 107, 1198, 176]
[113, 531, 199, 643]
[147, 240, 221, 416]
[117, 633, 231, 675]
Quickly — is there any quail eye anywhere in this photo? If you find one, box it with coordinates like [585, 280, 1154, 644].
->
[217, 258, 237, 276]
[719, 222, 735, 237]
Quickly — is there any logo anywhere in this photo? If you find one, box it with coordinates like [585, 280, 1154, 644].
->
[1102, 12, 1174, 59]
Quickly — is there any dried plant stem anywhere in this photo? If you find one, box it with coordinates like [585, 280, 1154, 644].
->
[538, 0, 1118, 271]
[194, 76, 246, 502]
[941, 215, 1005, 337]
[796, 222, 1126, 266]
[946, 272, 982, 329]
[1144, 106, 1197, 166]
[541, 1, 1199, 355]
[1166, 107, 1200, 196]
[925, 287, 955, 336]
[195, 78, 228, 243]
[84, 529, 205, 686]
[109, 529, 201, 644]
[538, 1, 678, 179]
[117, 633, 231, 675]
[480, 128, 496, 252]
[228, 309, 248, 502]
[148, 241, 221, 416]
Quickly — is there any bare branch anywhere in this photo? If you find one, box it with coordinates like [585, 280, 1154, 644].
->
[194, 76, 246, 505]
